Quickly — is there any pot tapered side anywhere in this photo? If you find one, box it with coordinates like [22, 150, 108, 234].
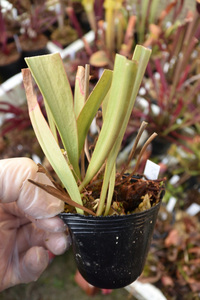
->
[60, 201, 161, 289]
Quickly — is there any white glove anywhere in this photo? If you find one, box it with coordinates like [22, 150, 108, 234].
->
[0, 158, 70, 291]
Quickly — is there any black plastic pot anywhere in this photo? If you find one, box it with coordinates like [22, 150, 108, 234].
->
[60, 201, 161, 289]
[151, 137, 171, 156]
[0, 54, 22, 82]
[20, 47, 50, 69]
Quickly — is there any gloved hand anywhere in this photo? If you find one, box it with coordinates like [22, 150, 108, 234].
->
[0, 158, 70, 292]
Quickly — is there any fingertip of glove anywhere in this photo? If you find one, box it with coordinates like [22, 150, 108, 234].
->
[23, 246, 49, 278]
[33, 217, 67, 233]
[46, 233, 71, 255]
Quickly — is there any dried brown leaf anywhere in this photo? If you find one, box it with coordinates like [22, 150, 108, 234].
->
[28, 179, 96, 216]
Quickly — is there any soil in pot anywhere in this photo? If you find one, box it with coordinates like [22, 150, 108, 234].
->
[50, 25, 78, 49]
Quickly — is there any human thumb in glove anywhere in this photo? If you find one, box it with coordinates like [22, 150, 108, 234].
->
[0, 158, 70, 291]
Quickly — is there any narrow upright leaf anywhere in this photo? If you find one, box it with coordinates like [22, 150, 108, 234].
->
[77, 69, 113, 155]
[25, 53, 80, 178]
[79, 54, 137, 190]
[74, 66, 85, 118]
[45, 102, 58, 143]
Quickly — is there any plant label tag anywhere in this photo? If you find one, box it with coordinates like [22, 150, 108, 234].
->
[125, 280, 167, 300]
[166, 196, 177, 213]
[144, 160, 160, 180]
[186, 203, 200, 216]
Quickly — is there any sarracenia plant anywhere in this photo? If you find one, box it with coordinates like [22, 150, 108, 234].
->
[22, 45, 151, 216]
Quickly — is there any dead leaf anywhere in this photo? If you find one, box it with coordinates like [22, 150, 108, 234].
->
[89, 50, 110, 67]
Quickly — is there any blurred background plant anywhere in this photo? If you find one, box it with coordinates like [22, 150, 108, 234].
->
[0, 85, 44, 159]
[88, 0, 197, 67]
[129, 2, 200, 156]
[13, 0, 57, 59]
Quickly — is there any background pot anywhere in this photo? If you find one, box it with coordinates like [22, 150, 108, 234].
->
[0, 55, 22, 82]
[0, 43, 22, 82]
[60, 201, 162, 289]
[151, 136, 171, 156]
[19, 34, 50, 69]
